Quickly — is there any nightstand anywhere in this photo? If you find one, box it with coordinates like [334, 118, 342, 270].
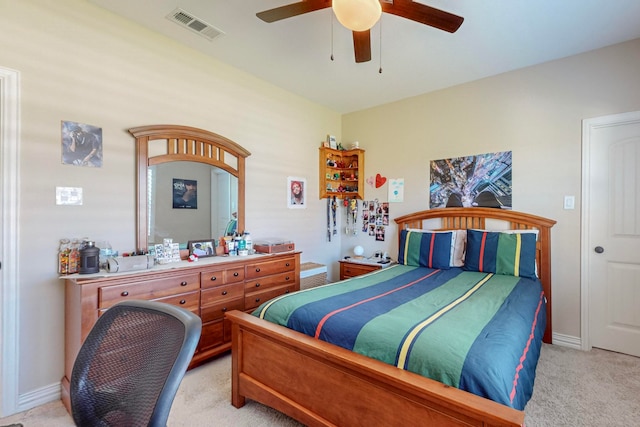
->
[339, 258, 394, 280]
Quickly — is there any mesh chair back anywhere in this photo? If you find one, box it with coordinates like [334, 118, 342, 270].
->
[70, 300, 201, 427]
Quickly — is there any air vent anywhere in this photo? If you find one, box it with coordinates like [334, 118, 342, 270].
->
[166, 8, 224, 41]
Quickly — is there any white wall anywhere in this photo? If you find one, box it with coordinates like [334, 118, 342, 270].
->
[341, 38, 640, 341]
[0, 0, 341, 409]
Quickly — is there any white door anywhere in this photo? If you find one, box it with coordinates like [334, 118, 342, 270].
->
[583, 111, 640, 357]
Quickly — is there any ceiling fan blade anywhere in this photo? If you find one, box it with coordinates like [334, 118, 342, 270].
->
[382, 0, 464, 33]
[256, 0, 331, 23]
[353, 30, 372, 63]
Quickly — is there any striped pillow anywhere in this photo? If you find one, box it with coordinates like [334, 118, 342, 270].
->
[463, 229, 537, 279]
[398, 230, 452, 269]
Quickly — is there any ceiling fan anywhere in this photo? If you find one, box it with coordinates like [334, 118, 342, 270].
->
[256, 0, 464, 63]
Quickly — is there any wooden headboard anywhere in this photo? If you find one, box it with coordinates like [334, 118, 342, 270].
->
[394, 207, 556, 343]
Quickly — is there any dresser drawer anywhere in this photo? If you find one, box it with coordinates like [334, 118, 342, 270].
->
[245, 283, 297, 311]
[198, 320, 224, 352]
[152, 291, 200, 314]
[245, 271, 296, 293]
[245, 257, 296, 279]
[98, 273, 200, 309]
[201, 282, 244, 304]
[340, 262, 381, 280]
[200, 297, 244, 323]
[201, 266, 245, 288]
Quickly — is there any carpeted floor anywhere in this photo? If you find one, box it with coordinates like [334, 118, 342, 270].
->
[1, 344, 638, 426]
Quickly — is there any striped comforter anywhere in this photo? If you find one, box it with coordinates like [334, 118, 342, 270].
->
[253, 264, 546, 410]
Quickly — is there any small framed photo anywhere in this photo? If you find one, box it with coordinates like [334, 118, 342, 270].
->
[187, 239, 216, 258]
[327, 135, 337, 150]
[287, 176, 306, 209]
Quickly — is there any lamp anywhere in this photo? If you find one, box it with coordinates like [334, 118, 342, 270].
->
[332, 0, 382, 32]
[353, 245, 365, 258]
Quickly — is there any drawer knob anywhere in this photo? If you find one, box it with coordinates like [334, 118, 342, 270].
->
[121, 291, 129, 297]
[221, 307, 227, 312]
[255, 268, 261, 273]
[285, 276, 290, 281]
[211, 276, 217, 281]
[255, 298, 261, 303]
[286, 263, 290, 267]
[180, 281, 187, 286]
[179, 299, 186, 304]
[222, 290, 228, 295]
[233, 272, 239, 277]
[255, 283, 260, 288]
[285, 290, 290, 294]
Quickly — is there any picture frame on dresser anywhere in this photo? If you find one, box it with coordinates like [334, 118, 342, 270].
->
[188, 239, 215, 258]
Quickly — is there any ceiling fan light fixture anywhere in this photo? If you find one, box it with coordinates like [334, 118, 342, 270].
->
[332, 0, 382, 32]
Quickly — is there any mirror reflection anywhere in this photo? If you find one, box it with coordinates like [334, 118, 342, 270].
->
[148, 161, 238, 245]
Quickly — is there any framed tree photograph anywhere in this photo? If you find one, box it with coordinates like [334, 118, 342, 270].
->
[287, 177, 306, 209]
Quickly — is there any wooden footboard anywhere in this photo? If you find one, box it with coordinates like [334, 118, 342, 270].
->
[227, 310, 524, 427]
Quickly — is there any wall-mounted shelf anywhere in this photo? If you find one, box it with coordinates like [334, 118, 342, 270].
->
[319, 147, 364, 200]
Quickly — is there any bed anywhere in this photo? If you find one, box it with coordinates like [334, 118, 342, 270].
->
[226, 207, 556, 426]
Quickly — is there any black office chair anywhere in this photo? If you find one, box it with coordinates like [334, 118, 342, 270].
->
[69, 300, 202, 427]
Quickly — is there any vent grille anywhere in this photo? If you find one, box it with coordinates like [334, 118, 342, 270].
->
[166, 8, 224, 41]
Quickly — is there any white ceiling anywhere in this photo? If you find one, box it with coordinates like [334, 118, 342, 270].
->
[89, 0, 640, 113]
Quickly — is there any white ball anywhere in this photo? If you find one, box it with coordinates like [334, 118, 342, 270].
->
[353, 245, 364, 256]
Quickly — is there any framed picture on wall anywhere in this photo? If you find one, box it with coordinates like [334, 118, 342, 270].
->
[61, 121, 103, 167]
[287, 176, 306, 209]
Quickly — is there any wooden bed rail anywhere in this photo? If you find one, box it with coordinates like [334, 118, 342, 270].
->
[227, 310, 525, 427]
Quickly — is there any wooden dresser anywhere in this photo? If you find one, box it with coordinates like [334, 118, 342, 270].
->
[60, 251, 300, 412]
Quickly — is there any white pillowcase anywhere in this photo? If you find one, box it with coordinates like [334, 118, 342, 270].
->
[407, 228, 467, 267]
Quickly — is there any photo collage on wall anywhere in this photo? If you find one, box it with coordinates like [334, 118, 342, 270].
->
[361, 200, 389, 241]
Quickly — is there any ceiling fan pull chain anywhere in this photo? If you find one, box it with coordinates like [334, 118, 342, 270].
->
[378, 16, 383, 73]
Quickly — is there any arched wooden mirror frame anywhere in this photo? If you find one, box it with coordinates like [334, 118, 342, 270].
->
[129, 125, 251, 252]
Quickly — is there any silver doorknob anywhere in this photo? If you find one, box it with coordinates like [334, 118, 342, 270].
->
[594, 246, 604, 254]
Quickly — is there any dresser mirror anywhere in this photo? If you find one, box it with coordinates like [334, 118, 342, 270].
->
[130, 125, 250, 252]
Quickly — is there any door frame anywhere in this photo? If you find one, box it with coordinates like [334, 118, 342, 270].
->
[0, 66, 20, 416]
[580, 110, 640, 352]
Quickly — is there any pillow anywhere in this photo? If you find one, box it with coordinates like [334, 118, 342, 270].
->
[408, 228, 466, 267]
[463, 229, 537, 279]
[489, 229, 539, 275]
[398, 229, 452, 269]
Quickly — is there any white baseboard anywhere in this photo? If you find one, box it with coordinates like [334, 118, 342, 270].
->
[17, 382, 60, 413]
[552, 332, 582, 350]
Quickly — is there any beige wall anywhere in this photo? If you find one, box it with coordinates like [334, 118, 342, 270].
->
[341, 37, 640, 343]
[1, 0, 640, 413]
[0, 0, 341, 401]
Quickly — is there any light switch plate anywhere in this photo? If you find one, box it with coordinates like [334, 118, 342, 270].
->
[56, 187, 83, 205]
[563, 195, 575, 210]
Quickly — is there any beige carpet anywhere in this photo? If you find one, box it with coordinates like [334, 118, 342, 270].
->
[1, 344, 638, 426]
